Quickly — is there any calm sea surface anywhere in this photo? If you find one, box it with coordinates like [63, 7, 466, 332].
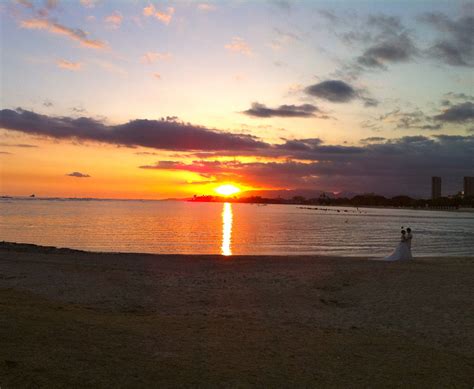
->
[1, 199, 473, 257]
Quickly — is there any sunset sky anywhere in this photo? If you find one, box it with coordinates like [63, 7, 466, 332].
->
[1, 0, 473, 199]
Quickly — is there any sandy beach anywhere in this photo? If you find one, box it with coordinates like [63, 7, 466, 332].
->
[0, 242, 473, 387]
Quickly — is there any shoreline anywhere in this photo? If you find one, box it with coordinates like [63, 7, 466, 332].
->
[1, 241, 473, 259]
[1, 241, 473, 386]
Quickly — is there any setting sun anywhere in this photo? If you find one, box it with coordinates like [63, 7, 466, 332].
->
[215, 184, 241, 196]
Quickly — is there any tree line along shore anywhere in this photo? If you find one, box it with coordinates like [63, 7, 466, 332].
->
[190, 193, 474, 209]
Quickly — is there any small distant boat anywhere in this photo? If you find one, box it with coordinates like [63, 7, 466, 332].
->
[30, 194, 35, 198]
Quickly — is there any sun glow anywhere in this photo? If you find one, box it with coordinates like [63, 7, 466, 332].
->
[215, 184, 241, 196]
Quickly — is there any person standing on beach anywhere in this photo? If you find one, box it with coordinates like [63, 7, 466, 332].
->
[406, 228, 413, 259]
[384, 229, 411, 261]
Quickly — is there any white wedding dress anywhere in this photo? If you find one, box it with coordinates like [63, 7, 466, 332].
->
[384, 235, 412, 261]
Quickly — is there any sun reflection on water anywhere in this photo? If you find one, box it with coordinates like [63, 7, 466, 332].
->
[221, 202, 233, 256]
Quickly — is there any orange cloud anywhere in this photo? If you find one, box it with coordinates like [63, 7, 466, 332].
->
[225, 37, 252, 56]
[80, 0, 97, 8]
[198, 3, 216, 11]
[104, 11, 123, 29]
[143, 4, 155, 16]
[20, 18, 106, 49]
[56, 59, 82, 71]
[141, 51, 172, 64]
[143, 4, 174, 25]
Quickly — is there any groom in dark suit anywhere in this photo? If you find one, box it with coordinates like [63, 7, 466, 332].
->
[406, 228, 413, 259]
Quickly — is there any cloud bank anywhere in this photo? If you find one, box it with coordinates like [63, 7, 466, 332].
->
[0, 108, 268, 152]
[1, 108, 473, 196]
[141, 135, 474, 196]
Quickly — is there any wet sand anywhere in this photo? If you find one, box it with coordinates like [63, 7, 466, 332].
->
[0, 242, 473, 387]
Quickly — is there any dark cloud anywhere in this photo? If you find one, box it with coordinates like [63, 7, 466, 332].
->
[242, 102, 321, 118]
[434, 102, 474, 123]
[304, 80, 378, 106]
[140, 135, 474, 197]
[330, 14, 418, 77]
[420, 13, 473, 67]
[305, 80, 356, 103]
[0, 108, 269, 152]
[66, 172, 91, 178]
[360, 137, 386, 144]
[0, 151, 12, 155]
[274, 138, 364, 156]
[419, 124, 443, 130]
[275, 138, 323, 151]
[428, 41, 470, 66]
[43, 100, 53, 107]
[368, 100, 473, 131]
[357, 33, 417, 69]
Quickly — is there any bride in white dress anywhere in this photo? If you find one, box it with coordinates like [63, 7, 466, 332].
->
[384, 229, 412, 261]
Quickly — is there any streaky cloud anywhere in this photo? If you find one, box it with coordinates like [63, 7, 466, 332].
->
[0, 142, 38, 148]
[242, 102, 322, 118]
[20, 18, 106, 49]
[56, 59, 82, 71]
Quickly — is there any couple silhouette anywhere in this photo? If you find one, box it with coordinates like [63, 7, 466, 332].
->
[384, 227, 413, 261]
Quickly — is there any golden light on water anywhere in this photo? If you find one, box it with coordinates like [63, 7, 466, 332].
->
[221, 202, 233, 256]
[215, 184, 240, 196]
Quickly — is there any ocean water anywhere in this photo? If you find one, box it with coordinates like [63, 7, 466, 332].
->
[0, 199, 473, 257]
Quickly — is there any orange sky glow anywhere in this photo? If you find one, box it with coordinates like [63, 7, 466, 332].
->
[0, 0, 472, 199]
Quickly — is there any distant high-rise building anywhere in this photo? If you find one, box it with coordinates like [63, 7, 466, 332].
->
[432, 176, 441, 199]
[464, 177, 474, 197]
